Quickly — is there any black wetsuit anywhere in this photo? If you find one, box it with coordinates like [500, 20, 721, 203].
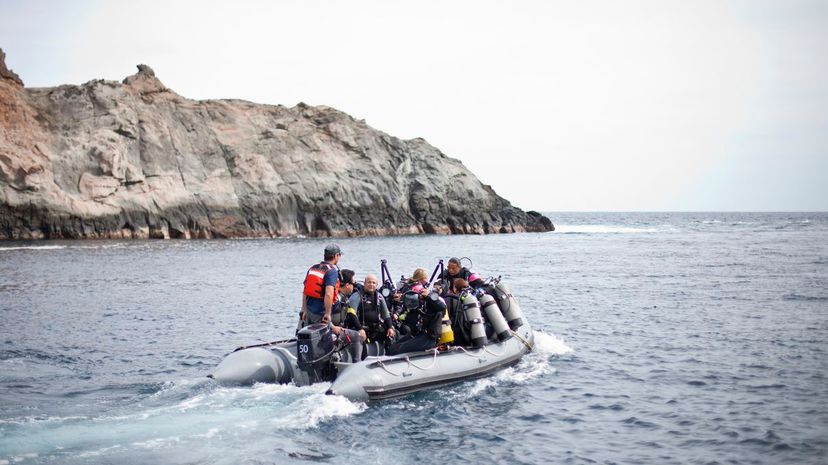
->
[386, 294, 445, 355]
[357, 291, 393, 342]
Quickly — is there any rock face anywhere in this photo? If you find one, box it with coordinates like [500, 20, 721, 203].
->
[0, 50, 553, 239]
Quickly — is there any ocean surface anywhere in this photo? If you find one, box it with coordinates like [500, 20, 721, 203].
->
[1, 212, 827, 464]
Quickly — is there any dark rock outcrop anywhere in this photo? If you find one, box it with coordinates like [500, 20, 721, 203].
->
[0, 50, 553, 239]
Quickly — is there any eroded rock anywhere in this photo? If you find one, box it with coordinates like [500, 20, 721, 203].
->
[0, 51, 553, 239]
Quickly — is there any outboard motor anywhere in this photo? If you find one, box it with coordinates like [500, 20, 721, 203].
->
[460, 291, 487, 348]
[296, 323, 337, 383]
[491, 281, 525, 330]
[479, 293, 511, 342]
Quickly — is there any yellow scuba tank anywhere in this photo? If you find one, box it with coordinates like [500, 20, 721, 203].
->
[438, 308, 454, 344]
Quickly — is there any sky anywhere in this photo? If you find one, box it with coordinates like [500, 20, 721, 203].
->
[1, 0, 826, 211]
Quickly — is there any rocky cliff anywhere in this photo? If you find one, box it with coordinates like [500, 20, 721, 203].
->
[0, 50, 553, 240]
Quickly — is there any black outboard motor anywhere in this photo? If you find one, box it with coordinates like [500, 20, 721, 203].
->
[296, 323, 337, 383]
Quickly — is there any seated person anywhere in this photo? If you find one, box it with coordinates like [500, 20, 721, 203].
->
[386, 290, 446, 355]
[357, 274, 396, 343]
[439, 257, 473, 294]
[445, 278, 473, 346]
[330, 269, 365, 362]
[390, 268, 429, 326]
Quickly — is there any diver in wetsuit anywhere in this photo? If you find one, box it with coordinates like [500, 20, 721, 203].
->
[331, 269, 365, 362]
[386, 290, 446, 355]
[357, 274, 395, 343]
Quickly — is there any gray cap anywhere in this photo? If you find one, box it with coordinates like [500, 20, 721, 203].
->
[324, 243, 342, 257]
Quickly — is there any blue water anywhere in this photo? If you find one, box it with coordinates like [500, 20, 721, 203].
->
[1, 212, 826, 464]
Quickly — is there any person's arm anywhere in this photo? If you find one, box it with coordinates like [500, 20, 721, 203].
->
[379, 298, 395, 337]
[323, 285, 335, 322]
[345, 309, 366, 341]
[349, 292, 361, 311]
[300, 294, 306, 319]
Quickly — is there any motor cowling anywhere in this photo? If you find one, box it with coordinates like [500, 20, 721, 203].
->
[460, 291, 487, 348]
[479, 293, 512, 342]
[296, 323, 336, 383]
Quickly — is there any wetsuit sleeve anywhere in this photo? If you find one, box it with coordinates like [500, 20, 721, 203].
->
[345, 308, 363, 331]
[348, 292, 361, 311]
[379, 298, 392, 330]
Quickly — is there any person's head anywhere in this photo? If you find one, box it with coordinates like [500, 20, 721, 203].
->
[324, 244, 342, 264]
[339, 269, 355, 296]
[411, 268, 427, 284]
[447, 257, 461, 276]
[364, 274, 378, 293]
[451, 278, 469, 293]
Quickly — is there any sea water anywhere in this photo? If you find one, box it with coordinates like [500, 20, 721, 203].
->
[0, 212, 826, 464]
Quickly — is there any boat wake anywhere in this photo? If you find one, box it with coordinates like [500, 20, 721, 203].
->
[1, 332, 568, 464]
[456, 331, 572, 398]
[0, 380, 366, 464]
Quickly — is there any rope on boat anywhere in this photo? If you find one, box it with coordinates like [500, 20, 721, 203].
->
[405, 349, 439, 371]
[375, 359, 401, 377]
[373, 349, 439, 375]
[511, 330, 534, 352]
[483, 344, 506, 357]
[454, 345, 485, 360]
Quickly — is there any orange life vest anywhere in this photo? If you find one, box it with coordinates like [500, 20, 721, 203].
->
[303, 262, 340, 299]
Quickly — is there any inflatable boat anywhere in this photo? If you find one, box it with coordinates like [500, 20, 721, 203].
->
[210, 279, 534, 401]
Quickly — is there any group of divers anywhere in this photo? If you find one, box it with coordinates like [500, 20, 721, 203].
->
[299, 244, 523, 362]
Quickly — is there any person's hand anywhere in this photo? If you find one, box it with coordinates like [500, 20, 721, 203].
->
[358, 329, 367, 341]
[322, 313, 331, 324]
[387, 327, 395, 338]
[331, 325, 342, 335]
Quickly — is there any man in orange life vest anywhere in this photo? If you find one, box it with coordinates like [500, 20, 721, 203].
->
[301, 244, 343, 329]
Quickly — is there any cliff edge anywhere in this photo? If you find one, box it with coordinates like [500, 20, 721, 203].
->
[0, 50, 553, 239]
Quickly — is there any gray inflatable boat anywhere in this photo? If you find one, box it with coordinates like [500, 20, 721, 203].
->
[210, 281, 534, 401]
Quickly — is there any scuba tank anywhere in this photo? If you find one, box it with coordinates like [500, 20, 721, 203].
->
[478, 293, 511, 342]
[437, 307, 454, 344]
[459, 291, 486, 349]
[491, 281, 525, 330]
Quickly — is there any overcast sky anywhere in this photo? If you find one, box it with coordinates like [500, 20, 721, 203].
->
[2, 0, 826, 211]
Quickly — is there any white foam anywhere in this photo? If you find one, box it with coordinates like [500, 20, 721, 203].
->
[0, 245, 66, 251]
[10, 453, 38, 463]
[76, 444, 122, 458]
[554, 225, 659, 234]
[270, 385, 366, 429]
[533, 331, 574, 355]
[456, 332, 569, 398]
[131, 436, 181, 449]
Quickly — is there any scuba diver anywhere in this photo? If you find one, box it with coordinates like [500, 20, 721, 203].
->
[386, 290, 446, 355]
[357, 274, 396, 343]
[332, 269, 365, 361]
[444, 278, 473, 346]
[439, 257, 473, 293]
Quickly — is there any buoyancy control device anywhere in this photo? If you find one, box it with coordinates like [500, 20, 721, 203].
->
[460, 291, 487, 348]
[478, 293, 512, 341]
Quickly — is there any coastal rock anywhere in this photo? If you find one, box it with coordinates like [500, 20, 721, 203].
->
[0, 51, 553, 239]
[0, 49, 23, 86]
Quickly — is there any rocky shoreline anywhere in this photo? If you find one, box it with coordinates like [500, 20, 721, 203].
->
[0, 49, 553, 240]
